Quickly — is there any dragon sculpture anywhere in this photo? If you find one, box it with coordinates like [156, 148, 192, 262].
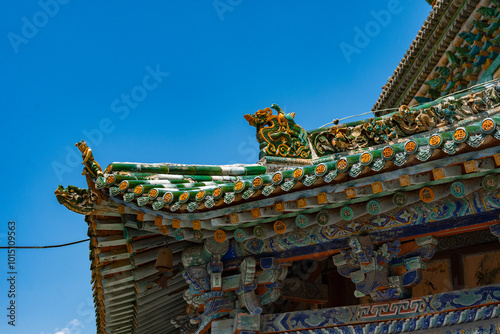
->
[55, 142, 106, 214]
[54, 185, 96, 215]
[244, 104, 311, 159]
[391, 105, 436, 135]
[310, 83, 500, 156]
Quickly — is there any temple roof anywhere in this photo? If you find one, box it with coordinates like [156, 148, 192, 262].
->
[53, 2, 500, 332]
[90, 82, 500, 223]
[372, 0, 500, 114]
[55, 80, 500, 333]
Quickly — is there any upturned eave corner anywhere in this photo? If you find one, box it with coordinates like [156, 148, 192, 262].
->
[54, 141, 106, 216]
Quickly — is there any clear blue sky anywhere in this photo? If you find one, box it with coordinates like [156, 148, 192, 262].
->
[0, 1, 430, 333]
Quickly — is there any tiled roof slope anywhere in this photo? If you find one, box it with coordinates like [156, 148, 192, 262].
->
[373, 0, 483, 114]
[90, 81, 500, 221]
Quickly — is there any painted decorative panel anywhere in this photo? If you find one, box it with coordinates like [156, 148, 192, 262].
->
[261, 284, 500, 333]
[412, 259, 453, 298]
[464, 250, 500, 289]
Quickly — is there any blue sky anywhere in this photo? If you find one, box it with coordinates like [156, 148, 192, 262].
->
[0, 1, 430, 333]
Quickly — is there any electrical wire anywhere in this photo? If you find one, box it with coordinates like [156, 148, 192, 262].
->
[0, 238, 90, 249]
[318, 78, 499, 129]
[319, 110, 378, 128]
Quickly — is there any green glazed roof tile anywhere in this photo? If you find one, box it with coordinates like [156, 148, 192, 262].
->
[66, 82, 500, 217]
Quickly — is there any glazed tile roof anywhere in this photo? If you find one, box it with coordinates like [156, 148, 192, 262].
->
[54, 84, 500, 333]
[55, 79, 500, 333]
[95, 83, 500, 223]
[53, 2, 500, 327]
[373, 0, 484, 113]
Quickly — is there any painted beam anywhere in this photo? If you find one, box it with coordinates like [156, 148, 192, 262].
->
[260, 284, 500, 333]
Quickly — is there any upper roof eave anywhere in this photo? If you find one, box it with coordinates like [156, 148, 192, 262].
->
[372, 0, 482, 114]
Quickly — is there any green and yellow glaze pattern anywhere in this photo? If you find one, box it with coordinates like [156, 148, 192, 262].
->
[244, 104, 311, 159]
